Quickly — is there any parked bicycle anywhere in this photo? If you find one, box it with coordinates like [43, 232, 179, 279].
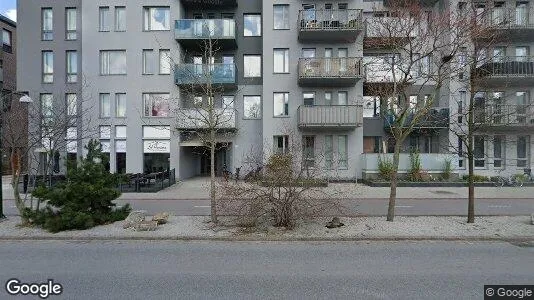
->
[494, 170, 525, 187]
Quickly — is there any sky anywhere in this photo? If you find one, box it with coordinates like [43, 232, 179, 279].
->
[1, 0, 16, 22]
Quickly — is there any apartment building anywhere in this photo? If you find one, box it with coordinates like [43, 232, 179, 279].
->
[16, 0, 534, 180]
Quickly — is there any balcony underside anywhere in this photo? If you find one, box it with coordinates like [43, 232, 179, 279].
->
[176, 38, 237, 51]
[298, 76, 361, 87]
[298, 30, 361, 43]
[476, 76, 534, 88]
[298, 123, 359, 131]
[478, 27, 534, 42]
[180, 0, 237, 8]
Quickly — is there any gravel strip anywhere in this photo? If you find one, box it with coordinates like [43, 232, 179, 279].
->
[0, 216, 532, 241]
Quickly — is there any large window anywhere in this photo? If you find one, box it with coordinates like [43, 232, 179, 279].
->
[273, 5, 290, 29]
[40, 94, 53, 120]
[42, 8, 53, 40]
[243, 95, 261, 119]
[517, 136, 529, 168]
[302, 136, 315, 168]
[100, 50, 126, 75]
[274, 92, 289, 117]
[115, 7, 126, 32]
[99, 7, 110, 32]
[159, 50, 171, 74]
[273, 49, 289, 73]
[100, 93, 111, 118]
[493, 136, 504, 168]
[66, 51, 78, 83]
[244, 14, 261, 36]
[338, 135, 348, 169]
[142, 49, 156, 75]
[273, 135, 289, 154]
[66, 8, 77, 40]
[42, 51, 54, 83]
[66, 93, 77, 116]
[143, 7, 170, 31]
[474, 136, 485, 168]
[143, 93, 170, 117]
[243, 55, 261, 77]
[116, 93, 126, 118]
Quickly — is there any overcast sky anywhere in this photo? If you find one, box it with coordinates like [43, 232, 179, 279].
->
[1, 0, 16, 22]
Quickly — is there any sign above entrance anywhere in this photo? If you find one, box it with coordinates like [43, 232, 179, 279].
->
[144, 140, 170, 153]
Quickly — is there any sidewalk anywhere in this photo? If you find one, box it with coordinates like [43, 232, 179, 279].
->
[0, 215, 532, 241]
[4, 176, 534, 201]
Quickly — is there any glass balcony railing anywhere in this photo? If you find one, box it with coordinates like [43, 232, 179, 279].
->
[174, 63, 236, 86]
[298, 9, 363, 31]
[383, 108, 450, 129]
[175, 19, 236, 40]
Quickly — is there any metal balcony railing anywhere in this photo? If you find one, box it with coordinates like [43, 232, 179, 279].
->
[474, 105, 534, 126]
[298, 9, 363, 31]
[364, 17, 418, 38]
[177, 108, 236, 130]
[298, 105, 363, 129]
[476, 56, 534, 77]
[384, 107, 450, 129]
[298, 57, 362, 78]
[179, 0, 237, 8]
[175, 19, 236, 40]
[175, 63, 236, 86]
[479, 6, 534, 29]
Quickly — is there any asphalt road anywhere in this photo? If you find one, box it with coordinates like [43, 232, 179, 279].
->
[0, 240, 532, 299]
[3, 197, 533, 216]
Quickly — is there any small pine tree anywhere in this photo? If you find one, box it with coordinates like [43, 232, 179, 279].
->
[27, 140, 131, 232]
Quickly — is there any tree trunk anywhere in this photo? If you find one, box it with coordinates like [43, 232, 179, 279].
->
[387, 142, 402, 222]
[210, 129, 218, 223]
[467, 137, 475, 223]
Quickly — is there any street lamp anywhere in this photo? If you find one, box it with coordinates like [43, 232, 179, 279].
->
[0, 93, 32, 219]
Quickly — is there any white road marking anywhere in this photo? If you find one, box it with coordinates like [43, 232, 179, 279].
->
[488, 205, 511, 208]
[194, 206, 211, 208]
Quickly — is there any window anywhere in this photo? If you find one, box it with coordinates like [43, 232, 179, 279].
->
[66, 8, 77, 40]
[338, 92, 348, 105]
[223, 96, 234, 109]
[100, 50, 126, 75]
[515, 91, 528, 123]
[493, 136, 504, 168]
[274, 135, 289, 154]
[143, 49, 156, 75]
[244, 14, 261, 36]
[273, 49, 289, 73]
[274, 93, 289, 117]
[302, 136, 315, 168]
[116, 93, 126, 117]
[325, 135, 333, 169]
[66, 51, 78, 83]
[100, 126, 111, 139]
[338, 135, 348, 169]
[458, 91, 466, 123]
[42, 8, 53, 40]
[66, 93, 77, 116]
[244, 55, 262, 77]
[100, 94, 111, 118]
[2, 29, 11, 47]
[363, 96, 380, 117]
[42, 51, 54, 83]
[115, 7, 126, 32]
[517, 136, 529, 168]
[364, 136, 382, 154]
[159, 50, 171, 74]
[325, 92, 332, 106]
[303, 92, 315, 106]
[243, 96, 261, 119]
[143, 7, 170, 31]
[40, 94, 53, 120]
[143, 93, 170, 117]
[116, 126, 127, 139]
[273, 5, 290, 29]
[99, 7, 110, 32]
[458, 136, 465, 168]
[474, 136, 485, 167]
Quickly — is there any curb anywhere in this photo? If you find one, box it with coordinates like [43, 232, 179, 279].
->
[0, 236, 532, 242]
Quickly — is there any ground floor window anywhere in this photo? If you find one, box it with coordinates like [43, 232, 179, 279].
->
[273, 135, 289, 154]
[302, 136, 315, 169]
[493, 136, 504, 168]
[116, 153, 126, 174]
[517, 136, 529, 168]
[143, 153, 170, 174]
[338, 135, 348, 169]
[474, 136, 485, 168]
[363, 136, 382, 153]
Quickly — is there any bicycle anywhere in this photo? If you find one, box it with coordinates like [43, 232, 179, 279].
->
[494, 171, 524, 187]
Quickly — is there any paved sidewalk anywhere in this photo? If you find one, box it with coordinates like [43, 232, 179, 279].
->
[4, 175, 534, 200]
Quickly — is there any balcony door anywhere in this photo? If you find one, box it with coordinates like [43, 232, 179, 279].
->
[222, 56, 234, 77]
[302, 49, 316, 75]
[325, 48, 333, 75]
[516, 91, 528, 123]
[492, 2, 505, 25]
[302, 4, 316, 23]
[193, 14, 203, 37]
[516, 2, 529, 26]
[516, 46, 529, 62]
[222, 14, 234, 37]
[493, 47, 506, 63]
[338, 48, 348, 73]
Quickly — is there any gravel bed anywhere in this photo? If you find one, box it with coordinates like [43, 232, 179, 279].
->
[0, 216, 532, 240]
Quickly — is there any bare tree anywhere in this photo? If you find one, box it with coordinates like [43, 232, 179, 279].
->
[1, 78, 97, 223]
[364, 0, 467, 221]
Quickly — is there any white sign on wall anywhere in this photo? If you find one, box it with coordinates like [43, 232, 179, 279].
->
[143, 140, 170, 153]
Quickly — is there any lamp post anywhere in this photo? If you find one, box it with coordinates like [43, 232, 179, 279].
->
[0, 94, 32, 219]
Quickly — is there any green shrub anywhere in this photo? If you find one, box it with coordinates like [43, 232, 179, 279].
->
[462, 174, 489, 182]
[377, 155, 395, 180]
[28, 140, 131, 232]
[407, 151, 427, 182]
[441, 158, 452, 181]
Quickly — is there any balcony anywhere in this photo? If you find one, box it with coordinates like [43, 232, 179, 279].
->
[384, 108, 450, 130]
[478, 6, 534, 41]
[298, 9, 363, 43]
[175, 19, 237, 50]
[364, 17, 416, 49]
[177, 108, 236, 131]
[474, 105, 534, 132]
[298, 57, 362, 87]
[179, 0, 237, 8]
[298, 105, 363, 131]
[475, 56, 534, 87]
[175, 63, 237, 90]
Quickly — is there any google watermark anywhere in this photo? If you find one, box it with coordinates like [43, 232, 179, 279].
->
[485, 285, 534, 299]
[5, 278, 63, 299]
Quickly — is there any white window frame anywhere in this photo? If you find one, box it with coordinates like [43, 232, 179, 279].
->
[243, 55, 262, 78]
[273, 92, 289, 117]
[66, 50, 78, 83]
[99, 93, 111, 118]
[99, 7, 110, 32]
[100, 50, 127, 75]
[273, 48, 289, 73]
[65, 8, 77, 40]
[143, 7, 171, 31]
[273, 4, 290, 30]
